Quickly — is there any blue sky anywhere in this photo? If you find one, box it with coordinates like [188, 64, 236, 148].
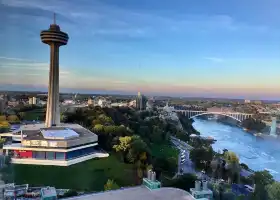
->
[0, 0, 280, 99]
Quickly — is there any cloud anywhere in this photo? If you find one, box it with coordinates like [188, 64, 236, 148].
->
[0, 56, 71, 75]
[204, 57, 224, 63]
[1, 0, 269, 40]
[0, 56, 37, 62]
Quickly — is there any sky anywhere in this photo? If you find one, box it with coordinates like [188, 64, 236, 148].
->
[0, 0, 280, 100]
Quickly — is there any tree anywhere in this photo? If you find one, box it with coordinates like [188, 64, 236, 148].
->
[0, 137, 6, 148]
[93, 124, 104, 133]
[103, 125, 117, 134]
[104, 179, 120, 191]
[98, 114, 114, 125]
[223, 151, 240, 183]
[130, 135, 149, 156]
[62, 190, 78, 198]
[0, 115, 7, 121]
[7, 115, 19, 123]
[190, 147, 214, 170]
[0, 121, 10, 133]
[252, 170, 274, 186]
[18, 112, 25, 120]
[224, 151, 239, 164]
[113, 136, 132, 152]
[250, 170, 274, 200]
[242, 118, 266, 132]
[165, 173, 197, 192]
[266, 182, 280, 200]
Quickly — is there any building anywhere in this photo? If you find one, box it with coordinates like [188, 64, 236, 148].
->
[111, 102, 128, 107]
[97, 98, 109, 108]
[7, 100, 19, 107]
[146, 99, 154, 111]
[136, 92, 147, 111]
[28, 97, 38, 105]
[2, 15, 108, 166]
[3, 123, 108, 166]
[254, 100, 262, 104]
[63, 99, 75, 105]
[190, 180, 213, 200]
[88, 98, 93, 106]
[33, 97, 37, 105]
[28, 97, 33, 105]
[128, 100, 136, 107]
[244, 99, 251, 104]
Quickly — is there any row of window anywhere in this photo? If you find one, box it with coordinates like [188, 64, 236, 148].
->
[31, 146, 96, 160]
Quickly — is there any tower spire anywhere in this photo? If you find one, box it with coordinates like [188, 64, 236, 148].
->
[53, 13, 56, 24]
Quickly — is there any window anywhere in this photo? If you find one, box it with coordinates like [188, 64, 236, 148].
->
[55, 152, 65, 160]
[46, 152, 55, 160]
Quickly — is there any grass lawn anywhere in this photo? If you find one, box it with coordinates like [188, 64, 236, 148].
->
[13, 155, 135, 192]
[23, 109, 45, 121]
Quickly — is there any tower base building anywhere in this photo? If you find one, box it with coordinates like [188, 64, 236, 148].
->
[3, 123, 108, 166]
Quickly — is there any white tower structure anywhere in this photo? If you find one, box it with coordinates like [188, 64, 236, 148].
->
[41, 14, 69, 127]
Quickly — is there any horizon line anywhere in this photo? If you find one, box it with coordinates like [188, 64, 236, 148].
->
[0, 89, 279, 102]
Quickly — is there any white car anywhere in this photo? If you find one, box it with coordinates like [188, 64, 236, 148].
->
[181, 158, 186, 163]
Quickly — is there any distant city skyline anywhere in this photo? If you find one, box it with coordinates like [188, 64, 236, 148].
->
[0, 0, 280, 100]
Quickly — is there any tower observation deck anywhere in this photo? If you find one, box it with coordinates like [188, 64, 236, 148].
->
[40, 14, 69, 127]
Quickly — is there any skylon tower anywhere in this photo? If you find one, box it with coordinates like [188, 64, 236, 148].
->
[40, 14, 69, 127]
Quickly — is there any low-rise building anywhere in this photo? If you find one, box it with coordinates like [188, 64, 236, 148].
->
[3, 123, 108, 166]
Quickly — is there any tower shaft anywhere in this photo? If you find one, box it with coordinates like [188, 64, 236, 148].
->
[45, 44, 60, 127]
[41, 16, 68, 128]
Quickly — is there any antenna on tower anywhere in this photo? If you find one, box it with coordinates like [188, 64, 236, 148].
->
[53, 13, 56, 24]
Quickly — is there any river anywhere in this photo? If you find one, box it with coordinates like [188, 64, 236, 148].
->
[192, 118, 280, 181]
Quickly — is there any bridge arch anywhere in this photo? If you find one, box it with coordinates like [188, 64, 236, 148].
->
[189, 112, 242, 123]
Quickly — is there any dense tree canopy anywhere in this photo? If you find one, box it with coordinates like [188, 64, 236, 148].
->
[242, 118, 266, 132]
[250, 170, 275, 200]
[266, 182, 280, 200]
[190, 147, 214, 170]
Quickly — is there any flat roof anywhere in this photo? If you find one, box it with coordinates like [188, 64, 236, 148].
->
[63, 186, 195, 200]
[14, 123, 98, 148]
[41, 128, 79, 140]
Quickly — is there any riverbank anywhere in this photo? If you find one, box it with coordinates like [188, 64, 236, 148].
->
[192, 119, 280, 181]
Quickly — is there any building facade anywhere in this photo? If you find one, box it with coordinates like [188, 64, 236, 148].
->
[136, 92, 147, 111]
[3, 123, 108, 166]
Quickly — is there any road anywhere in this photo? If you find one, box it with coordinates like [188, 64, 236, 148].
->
[171, 138, 195, 174]
[171, 137, 209, 180]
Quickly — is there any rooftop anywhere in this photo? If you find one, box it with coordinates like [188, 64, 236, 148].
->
[41, 128, 79, 140]
[63, 186, 195, 200]
[14, 123, 98, 148]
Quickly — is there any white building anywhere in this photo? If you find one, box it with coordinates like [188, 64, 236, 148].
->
[111, 102, 128, 107]
[97, 99, 108, 108]
[28, 97, 38, 105]
[244, 99, 251, 104]
[129, 100, 136, 107]
[63, 99, 75, 105]
[3, 123, 108, 166]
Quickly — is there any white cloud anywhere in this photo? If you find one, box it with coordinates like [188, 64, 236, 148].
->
[0, 56, 71, 77]
[204, 57, 224, 63]
[0, 56, 37, 62]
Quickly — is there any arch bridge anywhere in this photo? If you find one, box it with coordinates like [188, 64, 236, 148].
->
[176, 110, 253, 122]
